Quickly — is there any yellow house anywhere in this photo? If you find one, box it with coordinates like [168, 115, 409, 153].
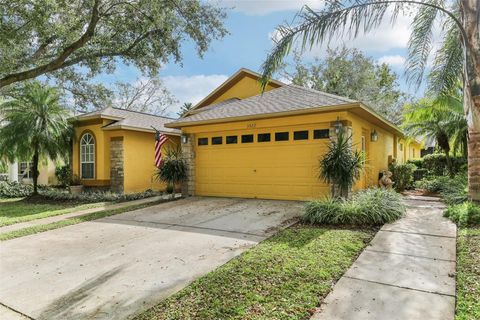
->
[165, 68, 411, 201]
[71, 107, 180, 193]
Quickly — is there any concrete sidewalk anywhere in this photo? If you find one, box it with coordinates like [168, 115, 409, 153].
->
[312, 195, 456, 320]
[0, 194, 180, 235]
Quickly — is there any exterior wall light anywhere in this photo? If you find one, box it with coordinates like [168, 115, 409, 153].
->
[334, 117, 343, 134]
[371, 129, 378, 142]
[181, 134, 189, 144]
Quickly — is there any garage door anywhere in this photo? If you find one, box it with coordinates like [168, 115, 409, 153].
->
[195, 125, 331, 200]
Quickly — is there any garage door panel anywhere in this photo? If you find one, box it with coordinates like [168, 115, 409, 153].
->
[195, 129, 330, 200]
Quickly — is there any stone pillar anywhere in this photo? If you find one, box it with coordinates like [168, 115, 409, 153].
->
[110, 137, 124, 193]
[8, 161, 18, 183]
[181, 134, 196, 197]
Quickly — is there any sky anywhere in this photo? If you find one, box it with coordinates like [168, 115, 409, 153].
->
[102, 0, 439, 117]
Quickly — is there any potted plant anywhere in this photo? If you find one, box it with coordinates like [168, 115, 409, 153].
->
[69, 174, 83, 194]
[155, 147, 187, 198]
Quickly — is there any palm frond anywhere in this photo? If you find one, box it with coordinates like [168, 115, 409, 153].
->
[428, 18, 463, 95]
[405, 0, 442, 87]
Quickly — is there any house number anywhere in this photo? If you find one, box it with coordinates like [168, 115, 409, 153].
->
[247, 123, 256, 128]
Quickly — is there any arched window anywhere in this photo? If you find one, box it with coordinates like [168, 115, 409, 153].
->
[80, 133, 95, 179]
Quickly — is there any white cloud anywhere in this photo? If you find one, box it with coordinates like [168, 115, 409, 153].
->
[268, 8, 413, 55]
[162, 74, 229, 117]
[214, 0, 323, 16]
[378, 55, 406, 68]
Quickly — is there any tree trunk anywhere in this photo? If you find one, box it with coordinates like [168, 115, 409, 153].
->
[31, 149, 39, 195]
[462, 0, 480, 202]
[444, 149, 454, 178]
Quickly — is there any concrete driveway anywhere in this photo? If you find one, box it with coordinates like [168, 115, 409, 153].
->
[0, 197, 302, 320]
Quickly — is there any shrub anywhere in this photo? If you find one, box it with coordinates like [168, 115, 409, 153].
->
[55, 165, 71, 186]
[303, 188, 405, 226]
[390, 163, 416, 192]
[415, 173, 468, 205]
[407, 158, 424, 168]
[155, 147, 187, 193]
[422, 153, 467, 176]
[319, 130, 364, 198]
[0, 181, 33, 198]
[39, 189, 162, 203]
[444, 202, 480, 227]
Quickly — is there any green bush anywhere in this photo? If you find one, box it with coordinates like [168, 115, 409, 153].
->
[415, 173, 468, 205]
[423, 153, 467, 176]
[303, 188, 405, 226]
[407, 158, 424, 168]
[55, 165, 71, 186]
[155, 147, 187, 194]
[444, 202, 480, 227]
[40, 189, 162, 203]
[0, 181, 34, 198]
[390, 163, 416, 192]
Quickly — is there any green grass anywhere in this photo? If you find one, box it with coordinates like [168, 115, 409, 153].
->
[456, 227, 480, 320]
[0, 197, 105, 227]
[0, 198, 175, 241]
[134, 224, 375, 320]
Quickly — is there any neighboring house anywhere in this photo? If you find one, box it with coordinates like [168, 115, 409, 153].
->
[4, 160, 59, 185]
[166, 68, 422, 201]
[70, 107, 180, 193]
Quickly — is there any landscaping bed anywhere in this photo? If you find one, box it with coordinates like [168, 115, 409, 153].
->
[134, 224, 375, 320]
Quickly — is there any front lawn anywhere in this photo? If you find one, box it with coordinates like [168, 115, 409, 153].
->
[135, 224, 375, 320]
[0, 197, 104, 227]
[456, 227, 480, 320]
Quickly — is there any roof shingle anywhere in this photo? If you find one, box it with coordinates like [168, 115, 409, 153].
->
[74, 107, 180, 135]
[168, 85, 357, 126]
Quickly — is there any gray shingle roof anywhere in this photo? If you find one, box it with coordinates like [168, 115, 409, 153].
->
[75, 107, 180, 135]
[168, 85, 357, 126]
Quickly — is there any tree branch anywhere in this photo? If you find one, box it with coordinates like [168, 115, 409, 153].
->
[0, 0, 101, 88]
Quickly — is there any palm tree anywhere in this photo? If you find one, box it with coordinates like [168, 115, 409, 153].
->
[402, 94, 467, 176]
[260, 0, 480, 202]
[155, 147, 187, 197]
[177, 102, 193, 117]
[0, 82, 73, 194]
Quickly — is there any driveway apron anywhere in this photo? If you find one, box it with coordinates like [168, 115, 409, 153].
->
[0, 197, 301, 320]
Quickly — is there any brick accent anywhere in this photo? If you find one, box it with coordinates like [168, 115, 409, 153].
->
[181, 134, 196, 197]
[110, 138, 124, 193]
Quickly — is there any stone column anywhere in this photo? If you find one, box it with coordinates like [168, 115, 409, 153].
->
[181, 134, 196, 197]
[8, 161, 18, 183]
[110, 137, 124, 193]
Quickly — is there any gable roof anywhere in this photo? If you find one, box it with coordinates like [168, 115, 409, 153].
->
[166, 84, 403, 136]
[168, 84, 356, 126]
[189, 68, 284, 112]
[72, 107, 180, 135]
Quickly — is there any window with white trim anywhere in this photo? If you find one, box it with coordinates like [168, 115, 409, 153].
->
[80, 133, 95, 179]
[19, 162, 32, 179]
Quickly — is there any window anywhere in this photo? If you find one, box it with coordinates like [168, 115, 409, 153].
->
[19, 162, 32, 179]
[241, 134, 254, 143]
[80, 132, 95, 179]
[212, 136, 223, 145]
[198, 138, 208, 146]
[275, 132, 289, 141]
[226, 136, 238, 144]
[294, 130, 309, 140]
[314, 129, 329, 139]
[257, 133, 271, 142]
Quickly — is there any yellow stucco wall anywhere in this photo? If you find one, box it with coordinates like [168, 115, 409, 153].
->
[208, 75, 278, 106]
[72, 119, 180, 193]
[347, 112, 395, 190]
[182, 110, 396, 200]
[123, 130, 179, 193]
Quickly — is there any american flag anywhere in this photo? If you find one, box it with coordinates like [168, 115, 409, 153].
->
[155, 131, 168, 168]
